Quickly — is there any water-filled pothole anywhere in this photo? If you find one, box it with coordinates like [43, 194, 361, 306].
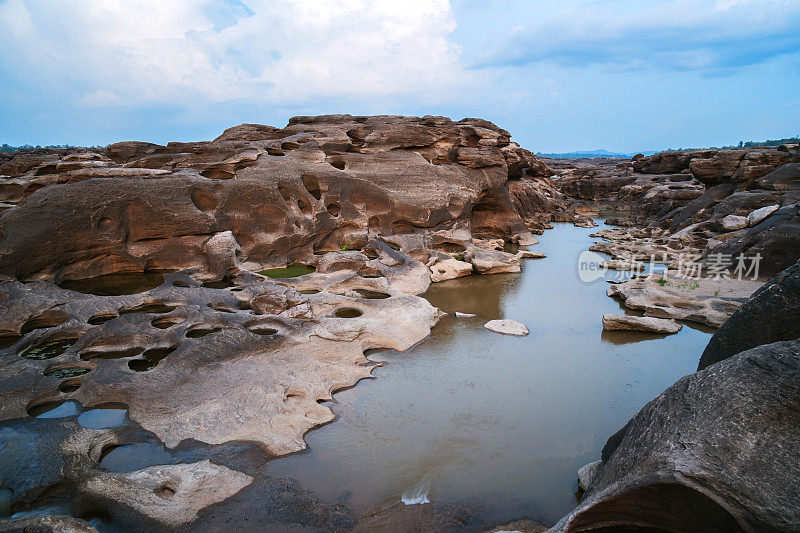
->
[99, 442, 178, 473]
[300, 289, 321, 295]
[335, 308, 363, 318]
[45, 366, 92, 379]
[20, 339, 77, 359]
[58, 272, 168, 296]
[78, 404, 128, 429]
[248, 325, 278, 335]
[128, 346, 178, 372]
[258, 264, 316, 278]
[27, 400, 80, 418]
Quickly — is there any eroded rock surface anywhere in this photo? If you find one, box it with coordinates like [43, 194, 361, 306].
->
[601, 314, 681, 334]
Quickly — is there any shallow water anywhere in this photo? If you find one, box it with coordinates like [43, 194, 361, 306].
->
[57, 272, 168, 296]
[266, 223, 713, 525]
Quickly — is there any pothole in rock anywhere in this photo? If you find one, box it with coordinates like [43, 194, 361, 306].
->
[0, 335, 21, 350]
[247, 324, 278, 335]
[58, 380, 81, 393]
[299, 289, 321, 294]
[58, 272, 168, 296]
[27, 399, 80, 418]
[151, 316, 184, 329]
[258, 263, 316, 278]
[78, 403, 128, 430]
[202, 277, 236, 289]
[45, 366, 92, 379]
[80, 346, 144, 360]
[119, 302, 178, 315]
[20, 339, 78, 359]
[208, 303, 237, 313]
[335, 308, 363, 318]
[99, 442, 179, 473]
[185, 326, 222, 338]
[354, 289, 390, 299]
[128, 346, 178, 372]
[88, 313, 118, 325]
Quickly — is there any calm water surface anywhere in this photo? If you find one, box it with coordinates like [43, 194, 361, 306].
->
[266, 222, 713, 525]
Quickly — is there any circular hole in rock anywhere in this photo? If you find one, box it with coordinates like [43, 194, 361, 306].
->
[326, 202, 341, 216]
[45, 366, 92, 379]
[202, 278, 235, 289]
[186, 326, 222, 338]
[27, 399, 80, 418]
[20, 339, 78, 360]
[78, 403, 128, 430]
[58, 380, 81, 394]
[299, 289, 320, 295]
[335, 308, 363, 318]
[59, 272, 168, 296]
[154, 485, 177, 500]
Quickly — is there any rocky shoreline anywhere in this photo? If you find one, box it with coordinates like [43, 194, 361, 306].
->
[1, 117, 799, 531]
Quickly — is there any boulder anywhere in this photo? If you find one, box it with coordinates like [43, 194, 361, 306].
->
[720, 214, 748, 231]
[551, 339, 800, 532]
[699, 259, 800, 370]
[429, 257, 473, 283]
[483, 319, 529, 336]
[747, 203, 780, 226]
[577, 461, 602, 492]
[601, 314, 682, 334]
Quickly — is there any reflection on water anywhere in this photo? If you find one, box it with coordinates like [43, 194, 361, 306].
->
[266, 223, 713, 525]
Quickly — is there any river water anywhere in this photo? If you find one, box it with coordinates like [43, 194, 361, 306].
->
[266, 222, 713, 526]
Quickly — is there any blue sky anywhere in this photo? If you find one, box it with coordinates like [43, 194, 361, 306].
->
[1, 0, 798, 152]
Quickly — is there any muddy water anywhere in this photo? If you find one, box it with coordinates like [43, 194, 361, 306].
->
[266, 223, 713, 525]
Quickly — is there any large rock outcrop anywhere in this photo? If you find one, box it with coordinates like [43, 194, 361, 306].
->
[699, 259, 800, 370]
[551, 146, 800, 277]
[551, 260, 800, 532]
[0, 115, 566, 284]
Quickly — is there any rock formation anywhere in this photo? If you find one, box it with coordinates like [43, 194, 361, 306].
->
[551, 145, 800, 277]
[0, 116, 565, 528]
[551, 261, 800, 532]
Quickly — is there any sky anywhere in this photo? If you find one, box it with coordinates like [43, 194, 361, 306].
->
[0, 0, 799, 153]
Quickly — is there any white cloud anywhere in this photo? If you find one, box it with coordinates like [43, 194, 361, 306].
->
[0, 0, 465, 107]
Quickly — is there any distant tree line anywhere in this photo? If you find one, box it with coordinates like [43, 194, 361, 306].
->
[662, 136, 800, 152]
[0, 143, 100, 154]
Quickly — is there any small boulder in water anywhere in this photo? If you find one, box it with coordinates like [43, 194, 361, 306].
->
[484, 319, 529, 336]
[455, 312, 476, 318]
[602, 314, 682, 334]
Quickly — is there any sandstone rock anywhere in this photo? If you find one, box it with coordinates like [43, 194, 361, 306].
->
[430, 257, 473, 282]
[203, 230, 241, 278]
[601, 314, 682, 334]
[0, 514, 99, 532]
[720, 214, 748, 231]
[699, 259, 800, 370]
[483, 319, 529, 336]
[551, 339, 800, 532]
[82, 460, 252, 527]
[454, 312, 476, 318]
[747, 203, 780, 226]
[464, 248, 521, 275]
[577, 461, 602, 492]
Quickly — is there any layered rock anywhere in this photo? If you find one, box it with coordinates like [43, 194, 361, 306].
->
[551, 146, 800, 277]
[0, 115, 565, 284]
[551, 260, 800, 532]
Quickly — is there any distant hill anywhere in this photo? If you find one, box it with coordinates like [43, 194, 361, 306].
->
[536, 149, 658, 159]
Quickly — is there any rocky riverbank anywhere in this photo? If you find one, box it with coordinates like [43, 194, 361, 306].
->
[0, 116, 578, 530]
